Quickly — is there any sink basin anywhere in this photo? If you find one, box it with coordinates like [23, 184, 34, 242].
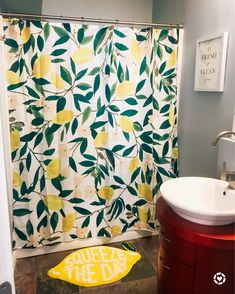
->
[160, 177, 235, 226]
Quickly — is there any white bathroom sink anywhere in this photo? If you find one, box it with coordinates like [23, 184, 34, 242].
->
[160, 177, 235, 226]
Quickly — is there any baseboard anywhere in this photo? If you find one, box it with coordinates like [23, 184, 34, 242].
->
[15, 229, 159, 259]
[12, 250, 17, 270]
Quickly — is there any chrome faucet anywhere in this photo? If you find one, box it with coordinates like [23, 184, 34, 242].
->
[220, 162, 235, 189]
[211, 131, 235, 147]
[211, 131, 235, 189]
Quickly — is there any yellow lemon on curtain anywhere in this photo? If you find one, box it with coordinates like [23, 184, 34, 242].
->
[51, 72, 65, 90]
[167, 49, 178, 68]
[72, 48, 93, 64]
[118, 116, 133, 133]
[98, 186, 114, 200]
[138, 183, 153, 202]
[116, 81, 135, 99]
[21, 27, 31, 44]
[44, 194, 64, 210]
[62, 212, 76, 232]
[46, 158, 61, 179]
[33, 55, 51, 78]
[10, 129, 20, 151]
[12, 170, 22, 188]
[130, 40, 141, 63]
[111, 225, 122, 235]
[94, 131, 109, 148]
[138, 207, 148, 222]
[48, 246, 141, 286]
[6, 70, 20, 84]
[168, 105, 175, 126]
[128, 157, 139, 174]
[172, 146, 179, 159]
[53, 110, 74, 125]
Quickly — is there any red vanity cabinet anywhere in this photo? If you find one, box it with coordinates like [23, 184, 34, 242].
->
[156, 197, 235, 294]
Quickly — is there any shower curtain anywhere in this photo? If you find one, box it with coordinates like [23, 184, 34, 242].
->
[3, 19, 179, 249]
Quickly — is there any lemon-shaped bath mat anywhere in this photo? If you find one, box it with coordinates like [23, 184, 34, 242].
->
[48, 245, 141, 287]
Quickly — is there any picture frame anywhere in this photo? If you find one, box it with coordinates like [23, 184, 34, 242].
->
[194, 32, 228, 92]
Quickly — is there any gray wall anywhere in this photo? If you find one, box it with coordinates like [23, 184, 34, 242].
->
[0, 0, 153, 22]
[0, 0, 42, 13]
[153, 0, 235, 177]
[42, 0, 153, 22]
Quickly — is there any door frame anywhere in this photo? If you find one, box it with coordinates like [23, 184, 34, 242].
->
[0, 15, 15, 294]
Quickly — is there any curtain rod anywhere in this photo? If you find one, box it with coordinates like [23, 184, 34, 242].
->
[0, 12, 183, 29]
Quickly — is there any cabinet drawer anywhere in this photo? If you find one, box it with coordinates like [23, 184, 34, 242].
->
[194, 246, 235, 294]
[159, 228, 196, 266]
[157, 246, 194, 294]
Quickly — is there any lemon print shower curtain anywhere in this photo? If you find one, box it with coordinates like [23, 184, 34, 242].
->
[4, 19, 179, 249]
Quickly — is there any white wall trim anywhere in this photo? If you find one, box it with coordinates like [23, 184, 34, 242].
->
[0, 16, 15, 293]
[176, 29, 184, 115]
[15, 229, 158, 259]
[12, 251, 17, 270]
[176, 29, 184, 176]
[0, 18, 13, 226]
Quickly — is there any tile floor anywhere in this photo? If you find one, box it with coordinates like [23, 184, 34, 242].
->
[15, 235, 159, 294]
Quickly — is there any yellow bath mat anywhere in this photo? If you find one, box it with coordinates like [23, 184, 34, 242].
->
[47, 245, 141, 287]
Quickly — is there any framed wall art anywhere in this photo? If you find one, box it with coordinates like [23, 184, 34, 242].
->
[194, 32, 228, 92]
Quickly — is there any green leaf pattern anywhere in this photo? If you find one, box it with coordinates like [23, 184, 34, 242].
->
[4, 20, 179, 249]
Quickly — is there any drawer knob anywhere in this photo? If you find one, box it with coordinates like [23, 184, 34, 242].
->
[160, 256, 170, 270]
[160, 230, 172, 243]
